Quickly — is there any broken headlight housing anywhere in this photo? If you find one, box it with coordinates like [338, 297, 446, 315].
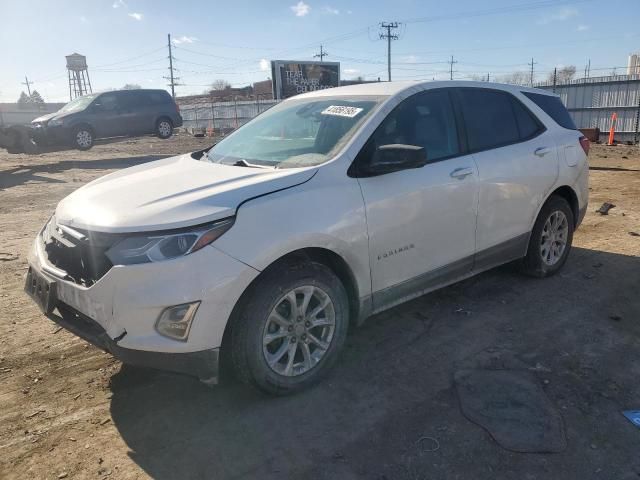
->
[105, 218, 234, 265]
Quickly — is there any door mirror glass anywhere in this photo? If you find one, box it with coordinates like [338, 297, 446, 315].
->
[363, 144, 427, 175]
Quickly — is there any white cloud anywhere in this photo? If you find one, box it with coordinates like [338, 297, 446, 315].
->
[259, 59, 270, 71]
[401, 55, 419, 64]
[539, 7, 578, 24]
[577, 24, 590, 31]
[79, 15, 88, 23]
[323, 6, 339, 15]
[172, 35, 197, 45]
[112, 0, 126, 8]
[344, 68, 359, 74]
[291, 1, 310, 17]
[128, 12, 143, 20]
[346, 10, 353, 14]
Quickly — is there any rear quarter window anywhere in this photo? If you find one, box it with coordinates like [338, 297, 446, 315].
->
[148, 91, 171, 105]
[522, 92, 576, 130]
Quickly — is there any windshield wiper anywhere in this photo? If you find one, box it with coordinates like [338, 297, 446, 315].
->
[232, 159, 274, 169]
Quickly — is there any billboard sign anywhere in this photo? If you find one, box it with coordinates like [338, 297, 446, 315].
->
[271, 60, 340, 100]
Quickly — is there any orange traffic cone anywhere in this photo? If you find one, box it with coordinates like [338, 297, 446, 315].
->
[607, 112, 617, 146]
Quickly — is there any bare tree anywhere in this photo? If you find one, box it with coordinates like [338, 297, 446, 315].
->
[497, 71, 530, 85]
[547, 66, 576, 83]
[210, 79, 231, 91]
[122, 83, 142, 90]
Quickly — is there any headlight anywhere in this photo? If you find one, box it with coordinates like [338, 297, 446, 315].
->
[48, 118, 64, 127]
[105, 218, 234, 265]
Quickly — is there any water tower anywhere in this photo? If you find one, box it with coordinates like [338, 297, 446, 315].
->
[66, 53, 92, 100]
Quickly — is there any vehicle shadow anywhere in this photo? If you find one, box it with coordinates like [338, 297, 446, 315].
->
[0, 155, 171, 190]
[109, 247, 640, 480]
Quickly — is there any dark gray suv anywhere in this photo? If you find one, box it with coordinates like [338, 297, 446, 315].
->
[31, 89, 183, 150]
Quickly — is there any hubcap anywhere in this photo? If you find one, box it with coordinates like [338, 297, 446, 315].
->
[76, 130, 91, 148]
[158, 121, 171, 137]
[540, 210, 569, 266]
[262, 285, 336, 377]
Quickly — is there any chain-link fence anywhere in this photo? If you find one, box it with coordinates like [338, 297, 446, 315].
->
[178, 94, 280, 136]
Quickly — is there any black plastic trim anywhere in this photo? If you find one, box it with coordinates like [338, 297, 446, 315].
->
[49, 302, 220, 383]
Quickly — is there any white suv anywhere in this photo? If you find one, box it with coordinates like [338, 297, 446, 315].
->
[25, 81, 589, 394]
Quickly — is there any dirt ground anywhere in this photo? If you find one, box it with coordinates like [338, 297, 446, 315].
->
[1, 136, 639, 480]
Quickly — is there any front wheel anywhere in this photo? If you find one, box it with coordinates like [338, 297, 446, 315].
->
[156, 118, 173, 139]
[72, 126, 94, 150]
[231, 261, 349, 395]
[521, 195, 574, 277]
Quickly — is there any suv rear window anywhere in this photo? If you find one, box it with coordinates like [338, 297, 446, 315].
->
[522, 92, 576, 130]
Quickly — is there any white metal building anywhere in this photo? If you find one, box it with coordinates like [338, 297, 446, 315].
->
[537, 74, 640, 143]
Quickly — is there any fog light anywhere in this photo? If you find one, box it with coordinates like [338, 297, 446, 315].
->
[155, 302, 200, 341]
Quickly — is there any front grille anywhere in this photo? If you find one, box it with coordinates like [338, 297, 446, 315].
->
[42, 217, 120, 287]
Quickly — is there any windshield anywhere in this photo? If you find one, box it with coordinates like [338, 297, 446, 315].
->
[205, 95, 384, 168]
[58, 94, 99, 113]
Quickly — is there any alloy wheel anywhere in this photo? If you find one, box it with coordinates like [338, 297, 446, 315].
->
[158, 121, 172, 137]
[540, 210, 569, 266]
[76, 130, 92, 148]
[262, 285, 336, 377]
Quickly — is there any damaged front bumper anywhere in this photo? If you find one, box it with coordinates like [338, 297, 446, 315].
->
[48, 301, 220, 383]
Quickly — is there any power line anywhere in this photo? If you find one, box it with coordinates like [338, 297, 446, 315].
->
[313, 45, 329, 62]
[379, 22, 399, 82]
[93, 46, 166, 68]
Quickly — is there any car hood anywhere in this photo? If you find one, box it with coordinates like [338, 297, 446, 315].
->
[55, 153, 317, 233]
[31, 111, 73, 124]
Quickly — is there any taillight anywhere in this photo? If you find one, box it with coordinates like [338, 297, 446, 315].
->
[175, 102, 180, 113]
[579, 136, 590, 156]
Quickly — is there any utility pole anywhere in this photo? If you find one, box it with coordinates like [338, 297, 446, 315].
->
[528, 57, 537, 86]
[586, 58, 591, 78]
[313, 45, 328, 62]
[448, 55, 458, 80]
[164, 33, 179, 98]
[553, 67, 557, 93]
[22, 76, 33, 96]
[379, 22, 399, 82]
[487, 73, 490, 82]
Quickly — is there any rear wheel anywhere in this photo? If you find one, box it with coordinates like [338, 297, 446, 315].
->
[72, 126, 94, 150]
[521, 195, 574, 277]
[156, 118, 173, 139]
[231, 261, 349, 395]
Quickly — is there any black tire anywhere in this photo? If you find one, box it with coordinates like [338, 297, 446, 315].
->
[521, 195, 574, 277]
[231, 261, 349, 395]
[71, 125, 94, 150]
[156, 118, 173, 139]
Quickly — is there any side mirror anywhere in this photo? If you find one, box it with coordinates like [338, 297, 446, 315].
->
[362, 144, 428, 176]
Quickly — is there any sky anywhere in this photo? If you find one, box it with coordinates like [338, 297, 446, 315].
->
[1, 0, 639, 103]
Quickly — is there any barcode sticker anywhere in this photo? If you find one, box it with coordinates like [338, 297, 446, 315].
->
[321, 105, 364, 118]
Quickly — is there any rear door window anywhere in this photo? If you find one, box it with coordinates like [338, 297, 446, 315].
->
[457, 88, 520, 152]
[522, 92, 576, 130]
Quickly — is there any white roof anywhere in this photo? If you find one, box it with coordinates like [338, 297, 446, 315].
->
[294, 80, 555, 100]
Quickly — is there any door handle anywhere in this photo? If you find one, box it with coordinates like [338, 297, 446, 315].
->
[534, 147, 551, 157]
[450, 167, 473, 179]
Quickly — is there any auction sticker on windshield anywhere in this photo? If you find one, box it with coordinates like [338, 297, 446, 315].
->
[321, 105, 364, 118]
